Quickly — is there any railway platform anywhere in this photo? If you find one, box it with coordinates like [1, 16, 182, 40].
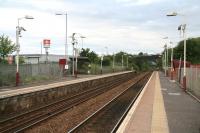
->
[0, 71, 130, 98]
[117, 71, 200, 133]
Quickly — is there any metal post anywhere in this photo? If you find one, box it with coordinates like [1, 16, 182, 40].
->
[112, 53, 115, 72]
[127, 56, 128, 70]
[171, 46, 174, 80]
[166, 45, 168, 76]
[164, 45, 167, 76]
[75, 45, 78, 78]
[101, 56, 103, 74]
[16, 21, 20, 86]
[183, 25, 187, 91]
[72, 44, 75, 76]
[72, 33, 75, 76]
[45, 48, 48, 63]
[65, 14, 68, 61]
[41, 41, 42, 55]
[122, 54, 124, 70]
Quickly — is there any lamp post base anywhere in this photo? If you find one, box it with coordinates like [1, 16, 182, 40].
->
[183, 76, 186, 91]
[16, 72, 20, 86]
[170, 70, 173, 80]
[75, 70, 77, 78]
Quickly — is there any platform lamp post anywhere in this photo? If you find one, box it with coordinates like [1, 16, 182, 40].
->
[112, 53, 115, 72]
[122, 54, 124, 71]
[126, 55, 129, 70]
[100, 55, 104, 74]
[55, 13, 68, 65]
[167, 12, 187, 91]
[16, 15, 34, 86]
[170, 41, 175, 81]
[163, 37, 168, 76]
[164, 44, 167, 76]
[71, 33, 76, 77]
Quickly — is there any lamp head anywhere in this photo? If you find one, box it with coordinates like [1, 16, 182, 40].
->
[25, 15, 34, 19]
[166, 12, 178, 16]
[80, 36, 86, 38]
[55, 13, 63, 15]
[163, 37, 168, 39]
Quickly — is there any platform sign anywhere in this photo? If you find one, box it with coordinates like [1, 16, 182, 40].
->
[43, 39, 51, 48]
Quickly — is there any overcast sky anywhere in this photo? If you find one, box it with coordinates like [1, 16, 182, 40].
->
[0, 0, 200, 55]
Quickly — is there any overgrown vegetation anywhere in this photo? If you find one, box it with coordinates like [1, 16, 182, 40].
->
[164, 37, 200, 65]
[79, 48, 160, 72]
[0, 34, 16, 63]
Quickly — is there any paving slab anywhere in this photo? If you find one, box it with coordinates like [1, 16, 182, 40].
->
[117, 71, 169, 133]
[118, 71, 200, 133]
[159, 72, 200, 133]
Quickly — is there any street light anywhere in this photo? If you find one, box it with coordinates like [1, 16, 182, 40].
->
[16, 15, 34, 86]
[167, 12, 187, 91]
[166, 12, 178, 16]
[100, 54, 103, 74]
[55, 12, 68, 64]
[71, 33, 76, 77]
[71, 33, 86, 77]
[163, 37, 168, 76]
[112, 53, 115, 72]
[122, 54, 124, 70]
[164, 44, 167, 76]
[170, 41, 175, 81]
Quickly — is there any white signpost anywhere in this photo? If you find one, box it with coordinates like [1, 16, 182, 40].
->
[43, 39, 51, 63]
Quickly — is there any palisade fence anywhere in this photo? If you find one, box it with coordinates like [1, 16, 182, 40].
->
[186, 67, 200, 98]
[0, 63, 126, 87]
[172, 66, 200, 98]
[0, 63, 65, 87]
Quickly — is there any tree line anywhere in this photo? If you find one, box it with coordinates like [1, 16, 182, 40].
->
[164, 37, 200, 64]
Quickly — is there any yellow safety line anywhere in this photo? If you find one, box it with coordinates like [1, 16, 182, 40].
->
[151, 72, 169, 133]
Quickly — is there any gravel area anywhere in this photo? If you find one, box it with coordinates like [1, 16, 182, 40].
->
[25, 74, 144, 133]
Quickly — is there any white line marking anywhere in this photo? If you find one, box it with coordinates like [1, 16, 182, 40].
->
[168, 93, 181, 96]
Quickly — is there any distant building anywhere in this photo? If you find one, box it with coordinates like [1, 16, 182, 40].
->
[17, 54, 89, 64]
[20, 54, 66, 64]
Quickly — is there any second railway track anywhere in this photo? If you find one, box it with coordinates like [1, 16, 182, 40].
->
[68, 72, 151, 133]
[0, 72, 136, 133]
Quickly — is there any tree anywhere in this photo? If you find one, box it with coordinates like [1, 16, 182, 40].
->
[80, 48, 99, 63]
[173, 37, 200, 64]
[0, 35, 16, 60]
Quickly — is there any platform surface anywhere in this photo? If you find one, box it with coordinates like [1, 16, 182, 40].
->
[160, 72, 200, 133]
[117, 71, 200, 133]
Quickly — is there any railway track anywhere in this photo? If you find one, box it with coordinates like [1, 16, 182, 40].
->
[68, 72, 151, 133]
[0, 73, 136, 133]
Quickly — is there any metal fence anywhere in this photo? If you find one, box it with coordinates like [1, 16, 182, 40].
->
[0, 63, 64, 87]
[0, 63, 127, 87]
[186, 67, 200, 98]
[172, 67, 200, 98]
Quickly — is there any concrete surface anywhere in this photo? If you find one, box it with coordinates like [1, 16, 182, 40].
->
[117, 71, 169, 133]
[160, 72, 200, 133]
[117, 71, 200, 133]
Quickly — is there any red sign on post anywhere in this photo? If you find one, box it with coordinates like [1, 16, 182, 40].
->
[43, 39, 51, 48]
